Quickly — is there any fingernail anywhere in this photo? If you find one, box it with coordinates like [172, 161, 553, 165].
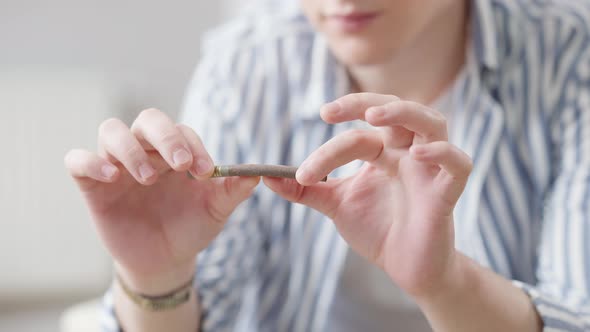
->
[139, 163, 155, 180]
[173, 148, 191, 166]
[195, 159, 212, 175]
[101, 164, 117, 179]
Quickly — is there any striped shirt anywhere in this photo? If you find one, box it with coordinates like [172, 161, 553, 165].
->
[101, 0, 590, 330]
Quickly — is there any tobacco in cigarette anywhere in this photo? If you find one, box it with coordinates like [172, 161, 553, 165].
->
[188, 164, 327, 182]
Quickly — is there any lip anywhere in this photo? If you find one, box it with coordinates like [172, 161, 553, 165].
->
[324, 11, 381, 33]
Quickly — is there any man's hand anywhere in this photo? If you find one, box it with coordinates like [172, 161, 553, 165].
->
[65, 108, 260, 294]
[264, 93, 472, 298]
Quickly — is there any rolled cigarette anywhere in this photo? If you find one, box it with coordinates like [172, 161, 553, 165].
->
[188, 164, 327, 182]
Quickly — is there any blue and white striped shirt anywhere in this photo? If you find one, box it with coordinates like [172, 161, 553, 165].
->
[102, 0, 590, 330]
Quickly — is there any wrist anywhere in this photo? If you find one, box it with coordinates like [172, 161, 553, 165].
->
[414, 252, 474, 308]
[114, 260, 196, 296]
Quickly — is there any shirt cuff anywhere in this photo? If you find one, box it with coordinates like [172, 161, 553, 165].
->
[513, 280, 589, 331]
[100, 287, 123, 332]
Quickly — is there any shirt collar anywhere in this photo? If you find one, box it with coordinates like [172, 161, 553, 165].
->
[299, 0, 502, 120]
[299, 34, 350, 121]
[471, 0, 500, 71]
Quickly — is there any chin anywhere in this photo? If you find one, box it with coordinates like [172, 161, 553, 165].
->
[326, 36, 398, 67]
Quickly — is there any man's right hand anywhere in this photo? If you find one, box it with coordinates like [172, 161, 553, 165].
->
[64, 108, 259, 294]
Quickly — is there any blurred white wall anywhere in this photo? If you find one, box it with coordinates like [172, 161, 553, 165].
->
[0, 0, 226, 119]
[0, 0, 238, 307]
[0, 67, 123, 301]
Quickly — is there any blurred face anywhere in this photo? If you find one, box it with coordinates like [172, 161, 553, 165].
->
[300, 0, 456, 66]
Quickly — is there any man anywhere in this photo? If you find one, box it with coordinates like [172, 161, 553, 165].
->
[65, 0, 590, 330]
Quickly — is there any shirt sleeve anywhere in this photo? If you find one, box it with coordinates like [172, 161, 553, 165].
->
[511, 29, 590, 331]
[99, 28, 267, 332]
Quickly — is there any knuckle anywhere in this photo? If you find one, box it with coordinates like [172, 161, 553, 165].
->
[98, 118, 123, 136]
[176, 123, 189, 132]
[223, 177, 234, 197]
[348, 93, 366, 108]
[293, 182, 306, 203]
[206, 180, 239, 222]
[207, 201, 229, 224]
[138, 108, 162, 120]
[379, 102, 398, 116]
[419, 110, 447, 140]
[133, 108, 164, 129]
[400, 100, 417, 109]
[347, 129, 371, 145]
[432, 112, 447, 130]
[356, 92, 372, 100]
[375, 96, 400, 110]
[392, 101, 411, 115]
[158, 129, 183, 148]
[64, 150, 96, 178]
[440, 142, 453, 156]
[334, 95, 351, 110]
[124, 144, 146, 163]
[178, 124, 201, 141]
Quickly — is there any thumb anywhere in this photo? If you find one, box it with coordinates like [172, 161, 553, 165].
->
[207, 176, 261, 221]
[263, 177, 342, 219]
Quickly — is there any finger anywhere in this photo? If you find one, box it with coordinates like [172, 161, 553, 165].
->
[130, 108, 193, 172]
[206, 176, 261, 223]
[365, 100, 448, 142]
[263, 177, 342, 219]
[177, 124, 214, 179]
[98, 118, 157, 185]
[410, 141, 472, 201]
[64, 149, 120, 190]
[320, 93, 399, 124]
[296, 129, 383, 185]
